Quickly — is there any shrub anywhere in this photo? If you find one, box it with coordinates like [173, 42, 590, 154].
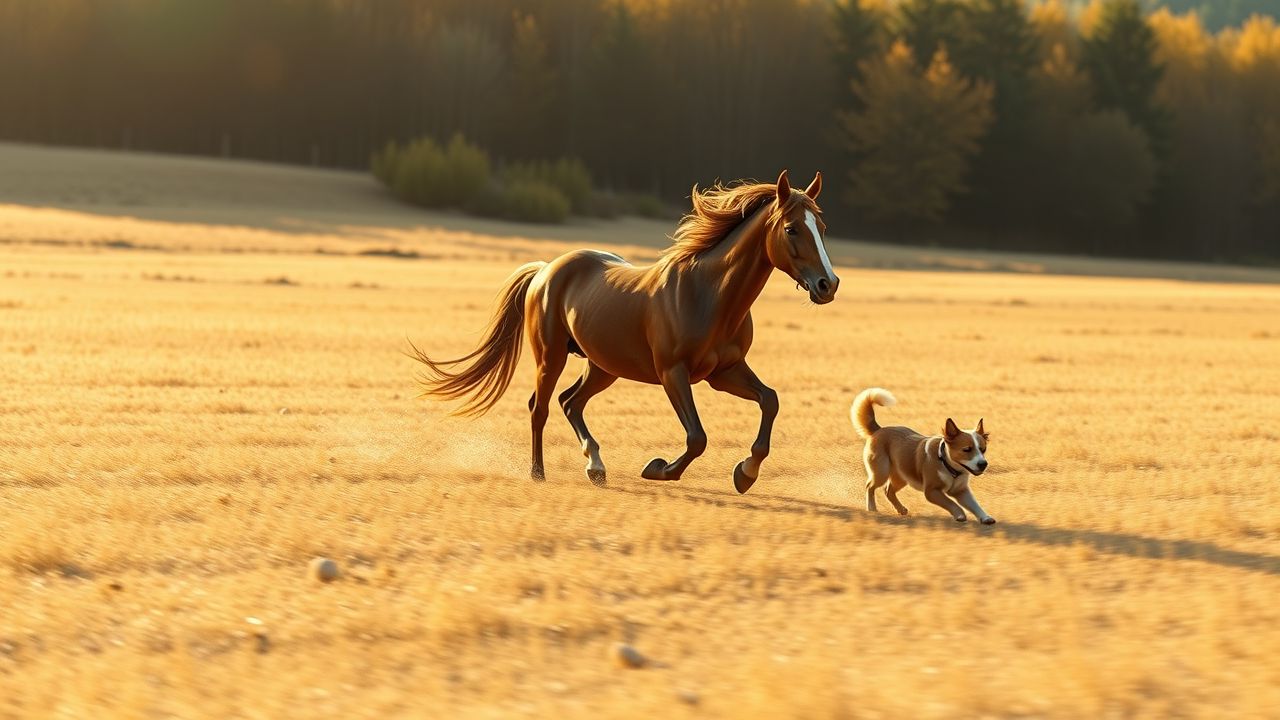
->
[582, 190, 625, 219]
[373, 134, 490, 209]
[370, 141, 399, 185]
[390, 137, 446, 206]
[441, 133, 490, 206]
[623, 192, 671, 219]
[503, 157, 592, 213]
[470, 180, 570, 224]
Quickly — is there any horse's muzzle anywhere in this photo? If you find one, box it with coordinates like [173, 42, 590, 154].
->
[805, 274, 839, 304]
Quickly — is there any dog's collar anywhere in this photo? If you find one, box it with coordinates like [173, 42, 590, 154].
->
[938, 441, 966, 478]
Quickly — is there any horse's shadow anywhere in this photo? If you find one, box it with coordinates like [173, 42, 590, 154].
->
[602, 483, 1280, 577]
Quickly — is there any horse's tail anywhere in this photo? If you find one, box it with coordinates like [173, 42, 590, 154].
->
[406, 262, 545, 417]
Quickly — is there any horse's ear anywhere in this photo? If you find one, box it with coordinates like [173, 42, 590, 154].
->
[804, 171, 822, 200]
[776, 169, 791, 204]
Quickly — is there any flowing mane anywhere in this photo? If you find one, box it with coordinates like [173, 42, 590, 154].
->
[661, 180, 818, 265]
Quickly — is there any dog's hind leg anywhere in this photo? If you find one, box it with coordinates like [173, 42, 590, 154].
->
[863, 451, 890, 513]
[885, 476, 909, 516]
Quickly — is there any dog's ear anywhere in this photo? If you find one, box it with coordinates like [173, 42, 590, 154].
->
[977, 418, 987, 438]
[944, 418, 960, 439]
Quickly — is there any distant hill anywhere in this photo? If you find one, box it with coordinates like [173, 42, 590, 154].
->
[1145, 0, 1279, 30]
[1157, 0, 1280, 28]
[1068, 1, 1279, 30]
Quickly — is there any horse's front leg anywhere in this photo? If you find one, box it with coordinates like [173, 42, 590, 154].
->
[708, 361, 777, 494]
[640, 364, 707, 481]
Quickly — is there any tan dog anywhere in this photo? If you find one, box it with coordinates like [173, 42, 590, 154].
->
[850, 388, 995, 524]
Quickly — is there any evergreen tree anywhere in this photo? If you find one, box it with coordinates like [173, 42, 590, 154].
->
[584, 4, 661, 188]
[831, 0, 888, 112]
[896, 0, 966, 68]
[1082, 0, 1170, 158]
[841, 42, 994, 229]
[501, 14, 558, 161]
[950, 0, 1039, 229]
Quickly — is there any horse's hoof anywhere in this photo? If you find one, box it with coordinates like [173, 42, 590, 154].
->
[954, 516, 967, 523]
[641, 458, 669, 480]
[981, 517, 997, 525]
[586, 467, 607, 487]
[531, 465, 546, 482]
[733, 461, 757, 495]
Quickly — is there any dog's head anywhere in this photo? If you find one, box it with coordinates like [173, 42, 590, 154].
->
[943, 418, 989, 475]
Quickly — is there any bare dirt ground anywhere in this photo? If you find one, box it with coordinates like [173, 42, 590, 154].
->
[2, 143, 1279, 718]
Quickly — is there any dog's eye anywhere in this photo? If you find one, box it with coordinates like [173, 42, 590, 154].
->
[963, 446, 973, 452]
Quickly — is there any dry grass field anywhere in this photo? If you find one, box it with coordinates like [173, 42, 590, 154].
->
[2, 144, 1280, 718]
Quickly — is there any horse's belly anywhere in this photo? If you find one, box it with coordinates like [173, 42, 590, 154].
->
[565, 307, 658, 384]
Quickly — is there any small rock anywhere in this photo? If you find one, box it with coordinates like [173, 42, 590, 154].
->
[278, 407, 291, 415]
[611, 642, 646, 669]
[676, 689, 700, 706]
[309, 557, 339, 582]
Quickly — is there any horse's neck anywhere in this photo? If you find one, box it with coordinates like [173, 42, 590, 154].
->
[695, 206, 773, 333]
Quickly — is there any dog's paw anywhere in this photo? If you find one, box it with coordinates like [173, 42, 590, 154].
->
[896, 507, 909, 516]
[981, 517, 997, 525]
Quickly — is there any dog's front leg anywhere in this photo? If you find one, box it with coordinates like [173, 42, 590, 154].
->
[952, 488, 996, 525]
[924, 488, 968, 523]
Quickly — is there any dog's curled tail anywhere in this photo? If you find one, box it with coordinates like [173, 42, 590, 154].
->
[851, 388, 897, 438]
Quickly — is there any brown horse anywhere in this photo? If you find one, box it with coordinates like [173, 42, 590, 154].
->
[409, 170, 839, 493]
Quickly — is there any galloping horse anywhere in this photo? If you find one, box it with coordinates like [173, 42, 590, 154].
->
[409, 170, 839, 493]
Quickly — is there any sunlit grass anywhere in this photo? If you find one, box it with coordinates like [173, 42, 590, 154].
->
[2, 216, 1279, 717]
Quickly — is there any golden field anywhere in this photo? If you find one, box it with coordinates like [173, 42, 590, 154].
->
[2, 144, 1280, 718]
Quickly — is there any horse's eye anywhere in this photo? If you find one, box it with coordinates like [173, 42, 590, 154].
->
[784, 226, 797, 235]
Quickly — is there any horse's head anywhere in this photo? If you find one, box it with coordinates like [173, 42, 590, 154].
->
[765, 169, 839, 304]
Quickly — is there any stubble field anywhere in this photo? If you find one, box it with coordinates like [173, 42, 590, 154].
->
[2, 145, 1279, 718]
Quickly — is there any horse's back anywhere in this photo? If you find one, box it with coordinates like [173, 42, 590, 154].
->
[532, 248, 639, 296]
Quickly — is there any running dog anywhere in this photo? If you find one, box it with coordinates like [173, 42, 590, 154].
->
[850, 388, 995, 524]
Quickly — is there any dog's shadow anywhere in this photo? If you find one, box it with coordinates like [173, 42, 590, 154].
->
[603, 483, 1280, 577]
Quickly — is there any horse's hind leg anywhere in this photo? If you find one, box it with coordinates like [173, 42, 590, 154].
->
[528, 317, 568, 482]
[560, 362, 617, 486]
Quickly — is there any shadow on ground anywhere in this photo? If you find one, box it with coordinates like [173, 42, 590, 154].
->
[606, 483, 1280, 577]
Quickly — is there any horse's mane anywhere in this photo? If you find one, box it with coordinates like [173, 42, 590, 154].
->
[661, 180, 818, 266]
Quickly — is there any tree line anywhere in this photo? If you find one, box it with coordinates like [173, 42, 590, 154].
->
[1, 0, 1277, 262]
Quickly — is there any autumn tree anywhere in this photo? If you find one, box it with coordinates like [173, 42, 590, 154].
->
[841, 41, 994, 231]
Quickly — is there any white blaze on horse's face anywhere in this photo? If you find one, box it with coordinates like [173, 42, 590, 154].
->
[805, 210, 836, 281]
